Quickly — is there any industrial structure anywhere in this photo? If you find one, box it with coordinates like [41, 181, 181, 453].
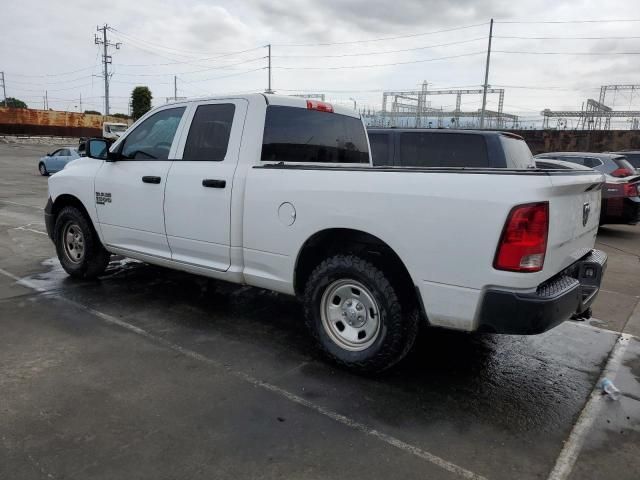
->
[541, 84, 640, 130]
[370, 81, 519, 129]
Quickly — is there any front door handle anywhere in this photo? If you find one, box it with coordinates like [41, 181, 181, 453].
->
[202, 179, 226, 188]
[142, 176, 161, 184]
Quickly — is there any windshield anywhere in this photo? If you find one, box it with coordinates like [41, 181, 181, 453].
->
[107, 124, 128, 133]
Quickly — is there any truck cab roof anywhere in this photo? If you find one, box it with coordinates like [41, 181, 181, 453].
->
[163, 93, 361, 119]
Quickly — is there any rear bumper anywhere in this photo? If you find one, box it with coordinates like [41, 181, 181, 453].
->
[477, 249, 607, 334]
[44, 197, 55, 241]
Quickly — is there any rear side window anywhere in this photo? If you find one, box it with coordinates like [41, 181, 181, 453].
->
[399, 132, 489, 167]
[368, 133, 391, 166]
[558, 156, 585, 166]
[500, 136, 534, 169]
[261, 106, 369, 164]
[622, 153, 640, 168]
[582, 157, 603, 168]
[613, 156, 636, 172]
[183, 104, 235, 161]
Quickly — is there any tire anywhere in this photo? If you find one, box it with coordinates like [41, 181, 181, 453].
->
[39, 163, 48, 176]
[303, 254, 419, 373]
[53, 206, 110, 279]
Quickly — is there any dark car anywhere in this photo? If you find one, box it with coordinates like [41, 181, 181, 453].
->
[367, 129, 535, 169]
[610, 151, 640, 173]
[535, 158, 640, 226]
[535, 152, 636, 178]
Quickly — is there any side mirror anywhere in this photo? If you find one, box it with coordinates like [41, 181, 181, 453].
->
[46, 152, 52, 157]
[87, 138, 110, 160]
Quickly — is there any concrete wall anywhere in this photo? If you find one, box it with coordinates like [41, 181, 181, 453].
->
[0, 107, 130, 137]
[510, 129, 640, 155]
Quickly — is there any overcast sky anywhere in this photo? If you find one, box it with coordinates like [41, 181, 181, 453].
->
[2, 0, 640, 126]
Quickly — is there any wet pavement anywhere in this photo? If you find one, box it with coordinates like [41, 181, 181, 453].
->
[1, 143, 640, 480]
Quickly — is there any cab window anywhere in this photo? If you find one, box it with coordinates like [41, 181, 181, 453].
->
[182, 104, 235, 161]
[121, 107, 185, 160]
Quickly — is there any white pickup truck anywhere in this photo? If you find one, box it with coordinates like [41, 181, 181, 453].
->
[45, 94, 607, 372]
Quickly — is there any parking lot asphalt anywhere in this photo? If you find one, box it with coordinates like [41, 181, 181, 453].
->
[1, 142, 639, 480]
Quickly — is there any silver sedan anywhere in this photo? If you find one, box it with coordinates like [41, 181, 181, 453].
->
[38, 147, 81, 176]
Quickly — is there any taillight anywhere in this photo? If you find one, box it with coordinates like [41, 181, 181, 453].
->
[494, 202, 549, 273]
[306, 100, 334, 113]
[611, 167, 633, 177]
[624, 182, 639, 197]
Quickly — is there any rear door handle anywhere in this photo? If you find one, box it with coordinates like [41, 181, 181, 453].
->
[202, 179, 226, 188]
[142, 176, 161, 184]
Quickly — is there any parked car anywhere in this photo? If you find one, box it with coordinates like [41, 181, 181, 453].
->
[38, 147, 81, 176]
[534, 152, 636, 178]
[44, 94, 606, 372]
[609, 150, 640, 173]
[535, 158, 640, 225]
[367, 128, 535, 168]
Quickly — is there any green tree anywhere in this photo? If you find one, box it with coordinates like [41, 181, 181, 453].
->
[131, 86, 152, 120]
[84, 110, 101, 115]
[4, 97, 28, 109]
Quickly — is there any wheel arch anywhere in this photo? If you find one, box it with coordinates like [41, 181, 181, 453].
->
[293, 228, 419, 308]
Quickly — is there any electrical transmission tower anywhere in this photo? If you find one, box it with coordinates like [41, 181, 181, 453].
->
[95, 25, 121, 115]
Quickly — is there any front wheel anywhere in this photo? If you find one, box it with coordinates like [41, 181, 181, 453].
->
[303, 254, 419, 372]
[38, 163, 48, 176]
[53, 206, 111, 279]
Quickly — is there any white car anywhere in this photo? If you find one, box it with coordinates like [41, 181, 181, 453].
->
[44, 94, 607, 372]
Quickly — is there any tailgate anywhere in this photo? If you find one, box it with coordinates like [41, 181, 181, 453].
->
[544, 172, 604, 276]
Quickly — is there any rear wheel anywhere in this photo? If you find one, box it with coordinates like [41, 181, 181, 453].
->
[38, 163, 48, 176]
[303, 254, 419, 372]
[53, 206, 110, 279]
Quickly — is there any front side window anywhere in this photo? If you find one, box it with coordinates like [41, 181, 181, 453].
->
[182, 104, 235, 161]
[399, 132, 489, 168]
[121, 107, 185, 160]
[261, 106, 369, 164]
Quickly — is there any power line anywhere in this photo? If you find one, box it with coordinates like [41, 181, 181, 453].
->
[108, 27, 261, 57]
[274, 51, 485, 70]
[495, 35, 640, 40]
[112, 56, 266, 77]
[494, 50, 640, 55]
[178, 67, 265, 84]
[495, 19, 640, 24]
[112, 33, 266, 69]
[273, 38, 486, 58]
[273, 22, 488, 47]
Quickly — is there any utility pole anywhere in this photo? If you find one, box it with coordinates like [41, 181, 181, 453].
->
[95, 24, 121, 116]
[79, 93, 82, 112]
[45, 90, 48, 110]
[479, 18, 494, 129]
[265, 44, 274, 94]
[174, 76, 177, 101]
[0, 72, 6, 107]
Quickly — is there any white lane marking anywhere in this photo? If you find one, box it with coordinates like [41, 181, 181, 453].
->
[0, 199, 42, 210]
[0, 268, 46, 293]
[12, 224, 48, 236]
[0, 268, 487, 480]
[598, 288, 640, 299]
[546, 333, 631, 480]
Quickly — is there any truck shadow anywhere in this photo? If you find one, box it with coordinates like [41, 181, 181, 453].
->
[30, 257, 607, 437]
